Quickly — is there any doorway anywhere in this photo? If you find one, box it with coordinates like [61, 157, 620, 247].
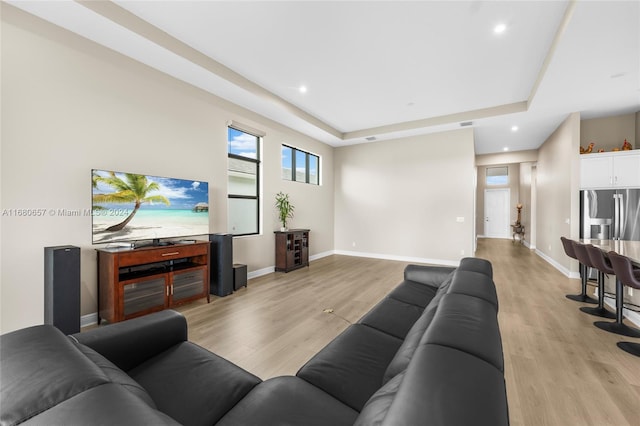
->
[484, 188, 510, 238]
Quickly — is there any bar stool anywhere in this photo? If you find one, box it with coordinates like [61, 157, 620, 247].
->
[594, 251, 640, 339]
[575, 244, 615, 319]
[560, 237, 597, 304]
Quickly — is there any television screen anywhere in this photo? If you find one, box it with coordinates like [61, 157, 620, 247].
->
[92, 169, 209, 245]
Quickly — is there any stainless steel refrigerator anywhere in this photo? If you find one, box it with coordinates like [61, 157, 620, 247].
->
[580, 189, 640, 241]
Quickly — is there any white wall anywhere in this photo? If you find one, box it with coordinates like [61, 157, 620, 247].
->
[334, 129, 476, 264]
[518, 162, 535, 248]
[0, 6, 334, 332]
[535, 113, 581, 274]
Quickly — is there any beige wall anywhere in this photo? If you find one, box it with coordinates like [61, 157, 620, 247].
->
[0, 6, 334, 332]
[334, 129, 476, 264]
[580, 112, 637, 152]
[536, 113, 581, 275]
[518, 162, 535, 248]
[636, 111, 640, 146]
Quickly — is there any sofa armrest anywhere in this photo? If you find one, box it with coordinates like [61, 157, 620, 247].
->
[71, 310, 187, 372]
[403, 264, 455, 288]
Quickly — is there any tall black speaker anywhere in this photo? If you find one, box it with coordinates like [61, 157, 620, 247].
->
[209, 233, 233, 297]
[44, 245, 80, 334]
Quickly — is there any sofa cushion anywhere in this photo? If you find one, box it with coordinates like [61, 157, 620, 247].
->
[448, 269, 499, 309]
[386, 279, 438, 308]
[297, 324, 403, 411]
[72, 309, 188, 372]
[421, 293, 504, 372]
[379, 344, 509, 426]
[353, 371, 405, 426]
[358, 297, 424, 339]
[403, 264, 455, 287]
[458, 257, 493, 277]
[72, 341, 156, 408]
[382, 273, 452, 382]
[129, 341, 261, 426]
[1, 325, 109, 426]
[217, 376, 359, 426]
[20, 384, 180, 426]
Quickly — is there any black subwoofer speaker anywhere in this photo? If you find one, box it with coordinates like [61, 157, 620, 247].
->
[44, 245, 80, 334]
[209, 233, 233, 297]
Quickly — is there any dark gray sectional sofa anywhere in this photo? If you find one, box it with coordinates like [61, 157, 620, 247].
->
[0, 257, 509, 425]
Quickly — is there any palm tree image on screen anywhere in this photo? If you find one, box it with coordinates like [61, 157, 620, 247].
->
[92, 172, 170, 232]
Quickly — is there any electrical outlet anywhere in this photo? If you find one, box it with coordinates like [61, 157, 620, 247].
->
[352, 241, 356, 247]
[628, 288, 634, 297]
[456, 217, 465, 223]
[460, 250, 465, 256]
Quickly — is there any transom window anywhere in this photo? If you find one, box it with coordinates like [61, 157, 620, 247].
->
[486, 166, 508, 185]
[282, 145, 319, 185]
[228, 126, 261, 236]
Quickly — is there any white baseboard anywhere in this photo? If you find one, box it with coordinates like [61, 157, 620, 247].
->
[86, 248, 638, 330]
[333, 249, 459, 267]
[247, 266, 274, 280]
[310, 250, 334, 261]
[81, 312, 98, 328]
[536, 249, 580, 279]
[603, 299, 640, 328]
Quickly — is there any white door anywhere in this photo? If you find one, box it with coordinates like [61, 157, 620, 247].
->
[484, 189, 510, 238]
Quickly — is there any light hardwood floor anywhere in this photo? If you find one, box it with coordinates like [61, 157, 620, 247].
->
[175, 238, 640, 425]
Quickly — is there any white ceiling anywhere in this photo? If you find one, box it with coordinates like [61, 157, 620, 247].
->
[9, 1, 640, 155]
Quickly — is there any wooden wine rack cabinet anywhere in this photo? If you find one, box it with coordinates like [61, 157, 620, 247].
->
[274, 229, 309, 272]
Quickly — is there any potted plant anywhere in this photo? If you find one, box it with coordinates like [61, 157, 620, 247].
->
[275, 191, 295, 231]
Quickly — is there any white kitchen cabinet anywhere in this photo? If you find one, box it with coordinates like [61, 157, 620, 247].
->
[580, 151, 640, 189]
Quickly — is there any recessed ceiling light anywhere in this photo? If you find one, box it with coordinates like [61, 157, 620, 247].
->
[503, 147, 509, 152]
[299, 85, 307, 94]
[494, 23, 507, 34]
[511, 125, 519, 132]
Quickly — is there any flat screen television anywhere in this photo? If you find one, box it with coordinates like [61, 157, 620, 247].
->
[91, 169, 209, 246]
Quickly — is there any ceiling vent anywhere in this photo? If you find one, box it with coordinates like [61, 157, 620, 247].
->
[460, 121, 473, 127]
[365, 136, 377, 141]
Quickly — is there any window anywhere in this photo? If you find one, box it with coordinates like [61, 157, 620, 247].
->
[486, 166, 508, 185]
[282, 145, 319, 185]
[228, 126, 261, 235]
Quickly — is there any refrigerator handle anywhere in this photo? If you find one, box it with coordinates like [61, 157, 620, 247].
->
[614, 194, 620, 240]
[619, 193, 625, 239]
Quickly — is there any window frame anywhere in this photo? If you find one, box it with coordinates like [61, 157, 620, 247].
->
[228, 126, 261, 236]
[486, 166, 509, 186]
[282, 144, 320, 185]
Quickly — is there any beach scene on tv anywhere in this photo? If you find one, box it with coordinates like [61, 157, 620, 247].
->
[92, 170, 209, 244]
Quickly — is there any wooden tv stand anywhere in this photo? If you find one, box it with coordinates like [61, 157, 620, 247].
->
[97, 241, 210, 324]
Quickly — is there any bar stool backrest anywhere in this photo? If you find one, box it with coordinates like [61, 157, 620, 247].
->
[608, 252, 640, 290]
[585, 245, 614, 275]
[560, 237, 578, 260]
[572, 242, 594, 268]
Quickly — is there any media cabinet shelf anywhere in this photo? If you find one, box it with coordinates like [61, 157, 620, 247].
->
[274, 229, 309, 272]
[97, 242, 210, 324]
